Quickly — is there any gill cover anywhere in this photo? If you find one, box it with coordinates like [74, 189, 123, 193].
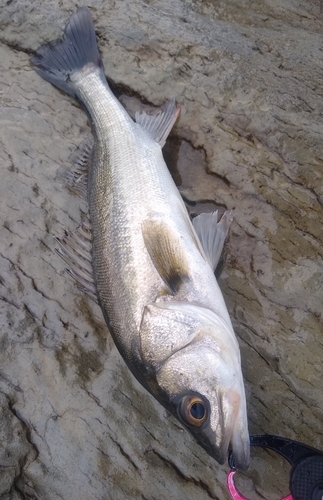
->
[139, 300, 239, 368]
[139, 301, 201, 367]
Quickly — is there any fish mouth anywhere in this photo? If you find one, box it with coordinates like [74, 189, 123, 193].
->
[228, 439, 250, 471]
[221, 391, 250, 471]
[194, 389, 250, 470]
[195, 426, 250, 470]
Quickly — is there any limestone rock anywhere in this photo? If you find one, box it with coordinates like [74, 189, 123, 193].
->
[0, 1, 322, 499]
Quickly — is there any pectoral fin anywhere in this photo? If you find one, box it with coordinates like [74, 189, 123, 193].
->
[142, 219, 189, 294]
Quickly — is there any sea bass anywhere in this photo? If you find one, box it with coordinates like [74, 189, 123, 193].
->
[30, 7, 250, 469]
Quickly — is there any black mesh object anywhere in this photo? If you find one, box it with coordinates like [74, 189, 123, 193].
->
[228, 435, 323, 499]
[290, 456, 323, 500]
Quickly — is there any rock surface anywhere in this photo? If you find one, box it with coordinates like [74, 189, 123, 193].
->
[0, 0, 323, 498]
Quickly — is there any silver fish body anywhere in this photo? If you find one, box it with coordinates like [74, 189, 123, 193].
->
[31, 7, 250, 469]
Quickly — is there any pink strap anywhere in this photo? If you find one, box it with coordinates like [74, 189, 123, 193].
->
[227, 471, 250, 500]
[227, 471, 294, 500]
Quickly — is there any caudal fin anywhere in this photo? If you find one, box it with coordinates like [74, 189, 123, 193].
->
[30, 7, 105, 97]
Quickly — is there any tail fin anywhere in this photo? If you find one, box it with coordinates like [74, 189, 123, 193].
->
[30, 7, 105, 97]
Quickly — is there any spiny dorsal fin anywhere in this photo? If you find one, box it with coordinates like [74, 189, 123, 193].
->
[142, 218, 189, 294]
[192, 210, 233, 271]
[135, 98, 180, 147]
[56, 136, 93, 199]
[54, 214, 97, 303]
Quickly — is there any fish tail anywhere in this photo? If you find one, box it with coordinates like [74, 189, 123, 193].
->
[30, 7, 105, 98]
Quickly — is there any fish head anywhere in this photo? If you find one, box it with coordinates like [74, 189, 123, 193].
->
[157, 341, 250, 470]
[139, 301, 250, 470]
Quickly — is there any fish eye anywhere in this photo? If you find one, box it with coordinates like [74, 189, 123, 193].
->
[179, 394, 207, 427]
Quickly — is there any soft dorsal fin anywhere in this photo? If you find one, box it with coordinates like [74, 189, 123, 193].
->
[54, 215, 97, 303]
[57, 136, 93, 199]
[135, 98, 180, 147]
[142, 218, 189, 294]
[192, 210, 233, 271]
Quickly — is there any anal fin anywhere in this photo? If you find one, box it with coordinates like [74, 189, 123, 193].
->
[135, 98, 180, 147]
[55, 214, 97, 303]
[192, 210, 233, 272]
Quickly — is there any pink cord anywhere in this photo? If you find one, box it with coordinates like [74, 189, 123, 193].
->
[227, 471, 294, 500]
[227, 471, 250, 500]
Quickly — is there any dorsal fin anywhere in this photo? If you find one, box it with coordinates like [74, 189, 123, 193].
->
[135, 98, 180, 147]
[54, 215, 97, 303]
[192, 210, 233, 271]
[142, 218, 189, 294]
[57, 136, 93, 199]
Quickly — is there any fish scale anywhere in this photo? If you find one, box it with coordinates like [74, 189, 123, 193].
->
[30, 6, 250, 470]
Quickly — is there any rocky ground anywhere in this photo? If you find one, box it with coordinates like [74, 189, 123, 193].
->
[0, 0, 322, 498]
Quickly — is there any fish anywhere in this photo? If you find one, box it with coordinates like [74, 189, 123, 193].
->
[30, 7, 250, 470]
